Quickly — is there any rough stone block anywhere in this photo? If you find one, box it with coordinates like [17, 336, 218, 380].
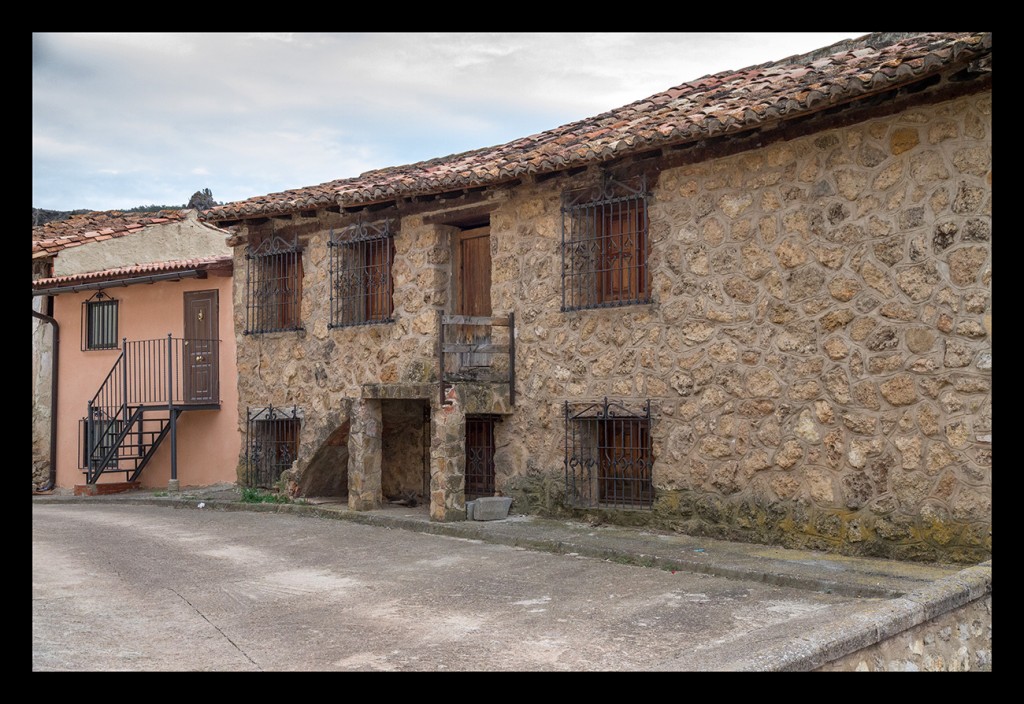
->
[472, 496, 512, 521]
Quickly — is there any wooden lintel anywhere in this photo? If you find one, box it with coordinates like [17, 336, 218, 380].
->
[442, 343, 510, 354]
[443, 314, 509, 326]
[422, 200, 501, 226]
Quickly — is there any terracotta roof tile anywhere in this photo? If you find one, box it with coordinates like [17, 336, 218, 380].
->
[201, 31, 990, 221]
[32, 254, 234, 289]
[32, 209, 190, 256]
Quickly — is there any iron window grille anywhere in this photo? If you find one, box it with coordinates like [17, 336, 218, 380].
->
[245, 405, 302, 489]
[328, 220, 395, 328]
[565, 398, 654, 509]
[244, 234, 303, 334]
[465, 415, 499, 499]
[82, 291, 119, 351]
[561, 175, 650, 311]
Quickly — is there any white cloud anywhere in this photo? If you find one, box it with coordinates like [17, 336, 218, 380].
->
[32, 32, 867, 211]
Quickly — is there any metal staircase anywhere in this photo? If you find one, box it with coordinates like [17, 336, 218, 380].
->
[79, 335, 219, 484]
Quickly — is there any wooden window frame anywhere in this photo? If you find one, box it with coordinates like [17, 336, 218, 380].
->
[561, 176, 650, 312]
[564, 399, 654, 509]
[328, 220, 395, 328]
[598, 200, 647, 305]
[596, 415, 653, 507]
[244, 234, 303, 335]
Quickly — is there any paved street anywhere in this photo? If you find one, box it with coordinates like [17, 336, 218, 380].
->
[33, 502, 867, 671]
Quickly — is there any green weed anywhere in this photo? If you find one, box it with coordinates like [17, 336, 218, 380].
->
[240, 487, 294, 504]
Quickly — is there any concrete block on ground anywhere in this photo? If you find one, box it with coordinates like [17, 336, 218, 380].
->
[472, 496, 512, 521]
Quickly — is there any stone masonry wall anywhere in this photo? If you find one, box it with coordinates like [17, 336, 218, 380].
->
[231, 91, 990, 563]
[816, 595, 992, 671]
[491, 92, 991, 563]
[32, 260, 54, 488]
[232, 211, 458, 495]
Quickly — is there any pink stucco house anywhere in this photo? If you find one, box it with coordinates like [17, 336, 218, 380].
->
[32, 209, 240, 493]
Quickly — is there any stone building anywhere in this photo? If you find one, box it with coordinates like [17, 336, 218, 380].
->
[201, 32, 992, 564]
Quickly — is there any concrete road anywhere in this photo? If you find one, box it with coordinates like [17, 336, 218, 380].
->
[33, 502, 869, 672]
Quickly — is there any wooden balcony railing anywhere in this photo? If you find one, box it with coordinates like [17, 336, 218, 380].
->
[438, 313, 515, 406]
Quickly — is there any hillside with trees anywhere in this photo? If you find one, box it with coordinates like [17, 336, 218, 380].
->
[32, 189, 221, 228]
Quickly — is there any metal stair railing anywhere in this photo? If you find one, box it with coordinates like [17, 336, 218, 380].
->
[82, 334, 220, 483]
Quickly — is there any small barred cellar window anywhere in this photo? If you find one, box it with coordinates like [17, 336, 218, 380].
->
[244, 234, 303, 334]
[245, 406, 301, 489]
[328, 219, 395, 328]
[465, 415, 498, 499]
[561, 175, 649, 311]
[82, 291, 119, 350]
[565, 398, 653, 509]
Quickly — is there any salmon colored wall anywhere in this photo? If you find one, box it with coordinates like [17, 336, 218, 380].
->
[52, 274, 239, 489]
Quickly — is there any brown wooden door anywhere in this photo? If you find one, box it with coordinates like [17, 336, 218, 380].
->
[184, 290, 219, 403]
[457, 227, 492, 368]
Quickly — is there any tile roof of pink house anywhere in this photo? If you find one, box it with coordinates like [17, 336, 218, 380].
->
[199, 32, 991, 221]
[31, 254, 234, 289]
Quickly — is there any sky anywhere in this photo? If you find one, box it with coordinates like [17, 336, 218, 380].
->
[33, 32, 868, 213]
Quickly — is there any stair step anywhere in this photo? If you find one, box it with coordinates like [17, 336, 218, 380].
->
[83, 404, 183, 482]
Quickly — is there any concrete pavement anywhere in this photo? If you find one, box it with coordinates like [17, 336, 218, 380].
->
[32, 484, 992, 671]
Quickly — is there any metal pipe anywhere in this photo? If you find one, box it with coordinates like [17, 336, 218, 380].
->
[32, 308, 59, 492]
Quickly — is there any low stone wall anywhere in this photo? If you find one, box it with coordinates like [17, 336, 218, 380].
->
[815, 562, 992, 671]
[817, 595, 991, 671]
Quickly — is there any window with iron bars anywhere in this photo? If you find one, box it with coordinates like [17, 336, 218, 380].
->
[82, 291, 119, 350]
[328, 220, 395, 328]
[561, 176, 649, 311]
[465, 415, 498, 499]
[564, 398, 653, 509]
[244, 234, 303, 334]
[245, 406, 302, 489]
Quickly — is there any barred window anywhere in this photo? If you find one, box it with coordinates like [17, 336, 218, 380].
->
[565, 398, 653, 509]
[244, 234, 303, 334]
[245, 406, 301, 489]
[561, 176, 649, 311]
[465, 415, 497, 499]
[328, 220, 395, 328]
[82, 292, 119, 350]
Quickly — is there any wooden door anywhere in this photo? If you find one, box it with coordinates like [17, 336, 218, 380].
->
[457, 226, 492, 368]
[184, 290, 219, 403]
